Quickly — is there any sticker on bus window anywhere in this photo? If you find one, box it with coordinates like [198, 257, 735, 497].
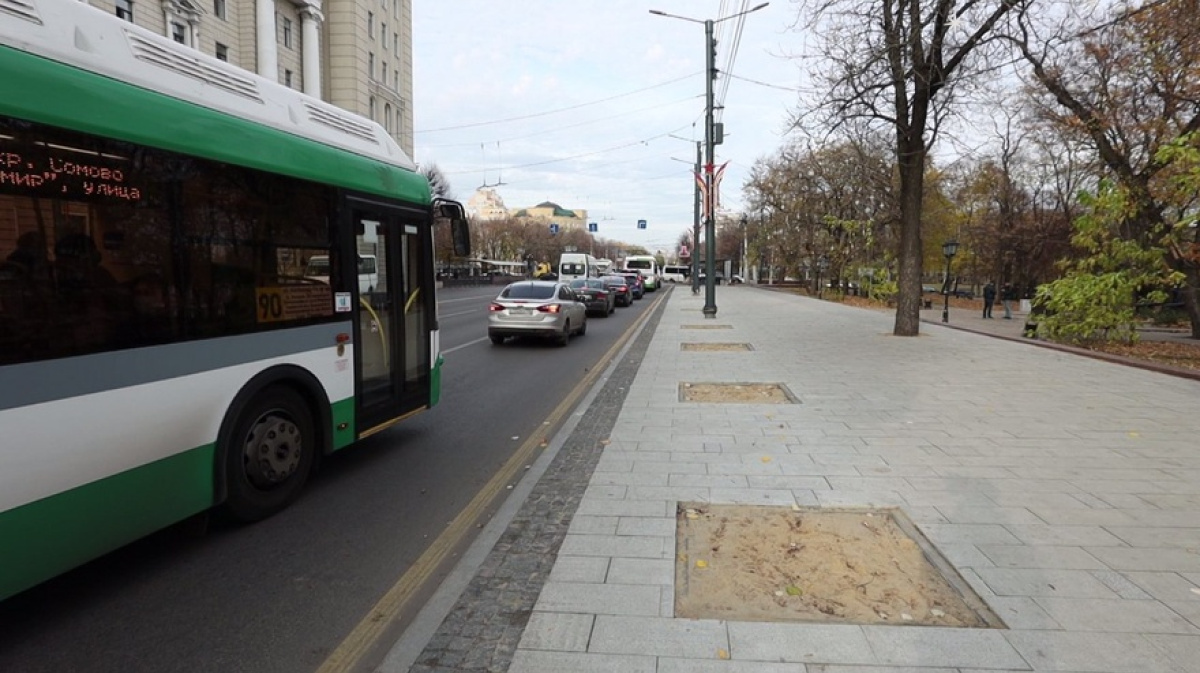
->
[335, 292, 352, 312]
[255, 285, 333, 323]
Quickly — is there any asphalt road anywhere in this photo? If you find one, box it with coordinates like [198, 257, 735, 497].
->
[0, 282, 666, 673]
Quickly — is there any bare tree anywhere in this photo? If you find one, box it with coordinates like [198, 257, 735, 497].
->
[1007, 0, 1200, 336]
[419, 163, 454, 200]
[795, 0, 1027, 335]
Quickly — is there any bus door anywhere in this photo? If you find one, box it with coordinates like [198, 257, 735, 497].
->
[350, 201, 432, 434]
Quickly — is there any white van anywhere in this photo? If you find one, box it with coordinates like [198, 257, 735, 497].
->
[623, 255, 660, 291]
[304, 254, 379, 293]
[662, 265, 689, 284]
[558, 253, 599, 282]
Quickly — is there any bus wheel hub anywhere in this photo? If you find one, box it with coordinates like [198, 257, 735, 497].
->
[244, 414, 302, 487]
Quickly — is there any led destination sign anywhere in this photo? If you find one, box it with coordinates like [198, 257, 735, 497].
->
[0, 149, 141, 201]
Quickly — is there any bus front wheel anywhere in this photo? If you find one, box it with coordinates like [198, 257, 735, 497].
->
[219, 385, 316, 522]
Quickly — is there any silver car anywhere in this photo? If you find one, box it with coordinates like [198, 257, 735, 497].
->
[488, 280, 587, 346]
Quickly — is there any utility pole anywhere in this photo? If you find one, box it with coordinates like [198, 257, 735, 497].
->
[702, 17, 717, 318]
[691, 140, 701, 295]
[650, 2, 769, 316]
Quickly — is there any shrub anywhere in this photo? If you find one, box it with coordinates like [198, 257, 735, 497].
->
[1036, 181, 1182, 345]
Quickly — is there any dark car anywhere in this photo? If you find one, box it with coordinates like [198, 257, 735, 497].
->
[616, 271, 644, 299]
[600, 274, 633, 307]
[924, 283, 974, 299]
[568, 278, 615, 316]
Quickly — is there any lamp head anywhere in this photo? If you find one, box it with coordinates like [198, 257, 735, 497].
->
[942, 239, 959, 258]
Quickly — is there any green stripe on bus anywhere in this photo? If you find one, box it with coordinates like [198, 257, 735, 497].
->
[0, 445, 215, 602]
[331, 397, 355, 451]
[0, 46, 431, 204]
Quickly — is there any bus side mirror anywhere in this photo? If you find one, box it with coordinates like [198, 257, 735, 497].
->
[434, 199, 472, 257]
[451, 218, 471, 257]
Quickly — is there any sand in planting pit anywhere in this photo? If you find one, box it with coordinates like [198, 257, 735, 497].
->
[675, 504, 1000, 628]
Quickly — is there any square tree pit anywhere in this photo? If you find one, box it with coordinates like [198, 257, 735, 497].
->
[675, 504, 1003, 628]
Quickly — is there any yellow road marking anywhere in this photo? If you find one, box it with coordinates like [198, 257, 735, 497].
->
[317, 291, 666, 673]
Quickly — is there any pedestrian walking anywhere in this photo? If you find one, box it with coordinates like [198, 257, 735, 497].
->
[1001, 282, 1016, 319]
[982, 281, 996, 319]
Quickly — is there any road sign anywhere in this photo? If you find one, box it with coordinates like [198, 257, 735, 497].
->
[637, 219, 647, 229]
[549, 223, 559, 234]
[588, 222, 598, 232]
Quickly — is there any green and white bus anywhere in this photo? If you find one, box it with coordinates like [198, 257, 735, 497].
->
[0, 0, 469, 601]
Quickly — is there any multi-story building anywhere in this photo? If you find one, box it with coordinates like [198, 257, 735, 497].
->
[88, 0, 414, 155]
[466, 188, 510, 222]
[511, 202, 589, 231]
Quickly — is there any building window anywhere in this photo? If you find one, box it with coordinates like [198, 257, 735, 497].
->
[170, 22, 186, 44]
[367, 12, 374, 38]
[284, 70, 293, 87]
[369, 96, 376, 121]
[393, 70, 398, 91]
[381, 62, 387, 85]
[381, 23, 387, 48]
[384, 103, 392, 133]
[368, 52, 374, 79]
[393, 33, 398, 54]
[215, 42, 228, 61]
[115, 0, 133, 21]
[213, 0, 225, 20]
[280, 17, 293, 48]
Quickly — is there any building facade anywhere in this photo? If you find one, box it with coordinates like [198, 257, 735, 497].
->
[512, 202, 589, 231]
[466, 188, 510, 222]
[89, 0, 414, 155]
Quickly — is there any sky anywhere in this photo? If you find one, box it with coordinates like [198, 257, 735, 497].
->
[410, 0, 811, 256]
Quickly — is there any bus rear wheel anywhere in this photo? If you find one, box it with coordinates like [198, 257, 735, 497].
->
[219, 385, 316, 522]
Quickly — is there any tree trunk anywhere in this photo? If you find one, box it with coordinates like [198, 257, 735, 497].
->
[893, 143, 926, 337]
[1177, 266, 1200, 340]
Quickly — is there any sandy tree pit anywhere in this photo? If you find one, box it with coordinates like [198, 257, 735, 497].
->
[675, 504, 1000, 628]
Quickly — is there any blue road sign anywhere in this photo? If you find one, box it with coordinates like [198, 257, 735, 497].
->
[550, 223, 559, 234]
[588, 222, 598, 232]
[637, 219, 647, 229]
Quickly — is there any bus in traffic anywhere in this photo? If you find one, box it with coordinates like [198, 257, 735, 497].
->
[622, 255, 661, 291]
[0, 0, 469, 600]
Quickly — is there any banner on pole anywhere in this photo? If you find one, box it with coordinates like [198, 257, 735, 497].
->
[712, 161, 730, 211]
[695, 170, 711, 220]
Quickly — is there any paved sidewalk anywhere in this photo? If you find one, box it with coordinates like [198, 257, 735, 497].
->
[503, 285, 1200, 673]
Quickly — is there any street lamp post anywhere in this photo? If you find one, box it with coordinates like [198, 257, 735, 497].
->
[739, 214, 748, 283]
[651, 2, 769, 317]
[816, 255, 829, 299]
[941, 239, 959, 323]
[669, 138, 703, 295]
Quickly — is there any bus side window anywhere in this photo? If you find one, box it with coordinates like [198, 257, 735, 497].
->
[0, 230, 55, 363]
[128, 272, 177, 345]
[52, 233, 126, 354]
